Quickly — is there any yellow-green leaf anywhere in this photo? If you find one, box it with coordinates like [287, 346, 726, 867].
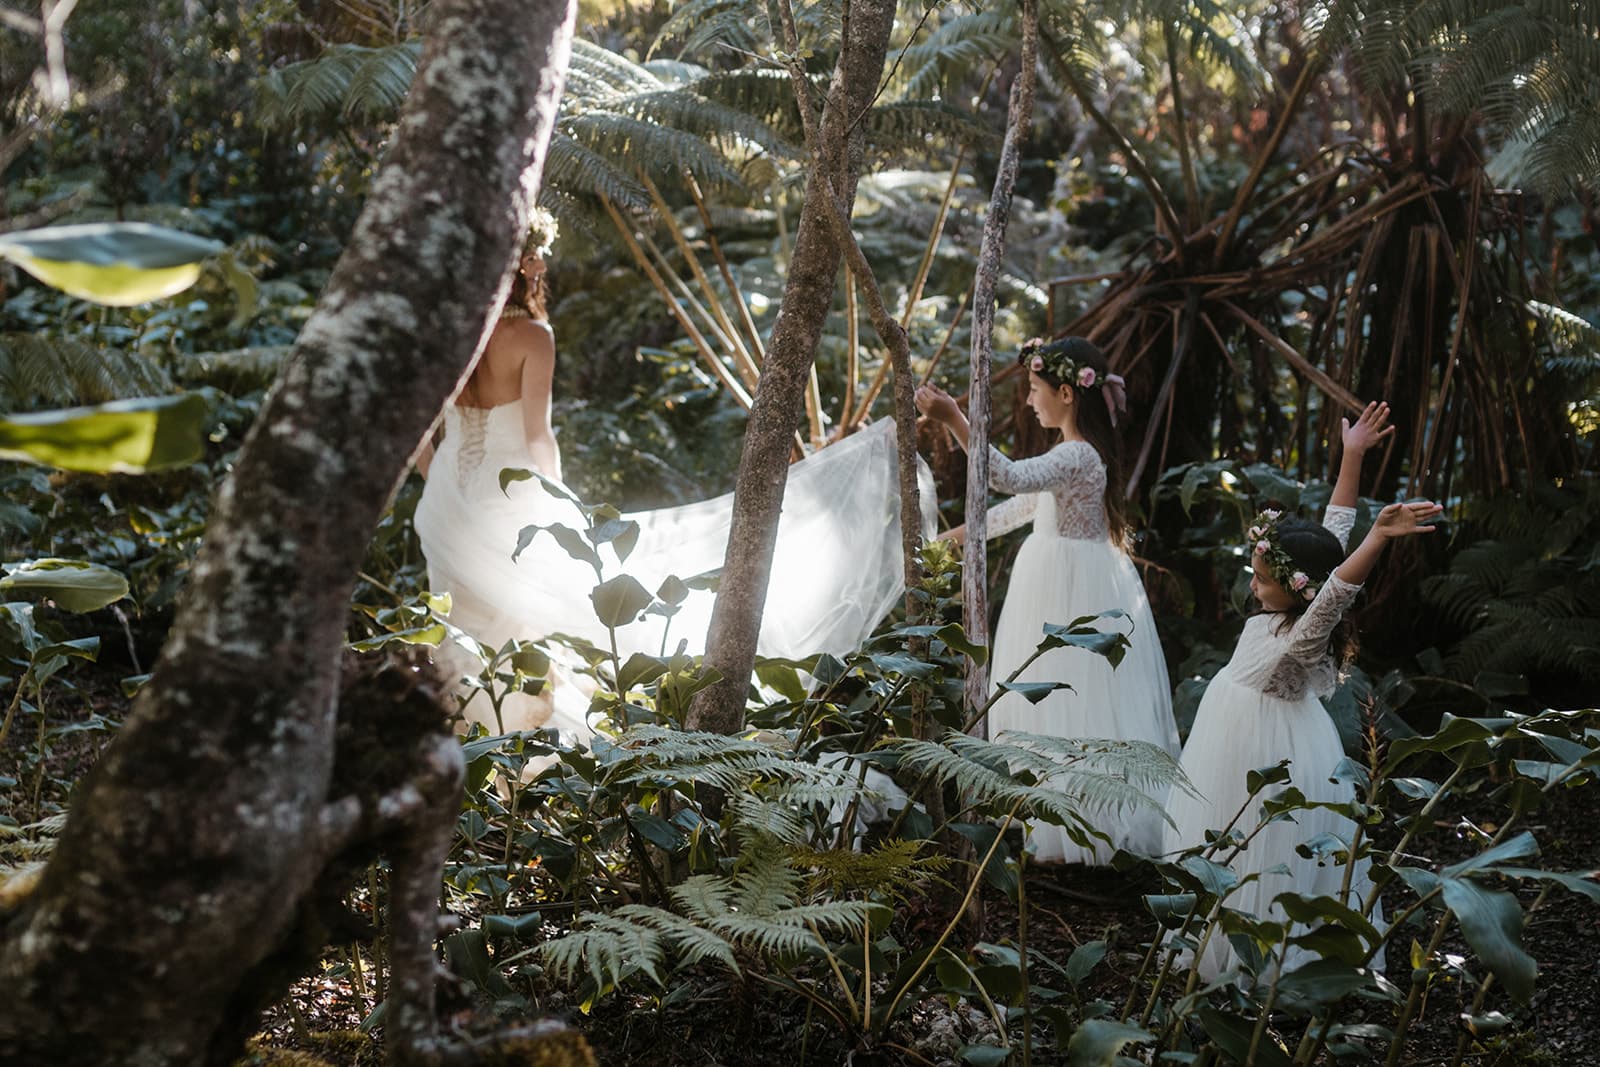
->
[0, 393, 207, 473]
[0, 559, 129, 613]
[0, 222, 223, 306]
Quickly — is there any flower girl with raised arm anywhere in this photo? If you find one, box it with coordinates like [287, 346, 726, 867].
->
[916, 336, 1180, 864]
[1166, 400, 1440, 978]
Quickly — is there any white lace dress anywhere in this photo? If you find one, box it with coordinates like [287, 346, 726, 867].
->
[1164, 504, 1384, 978]
[984, 440, 1179, 864]
[414, 403, 935, 741]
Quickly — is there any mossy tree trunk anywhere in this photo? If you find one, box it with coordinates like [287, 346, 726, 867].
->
[0, 2, 576, 1063]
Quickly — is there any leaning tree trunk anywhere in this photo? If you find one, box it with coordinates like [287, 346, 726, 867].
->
[0, 2, 576, 1063]
[686, 0, 899, 735]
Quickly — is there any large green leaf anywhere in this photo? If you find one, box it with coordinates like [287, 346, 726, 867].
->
[1272, 958, 1372, 1013]
[1198, 1006, 1293, 1067]
[0, 559, 129, 613]
[0, 222, 222, 306]
[590, 574, 653, 629]
[0, 394, 207, 473]
[1440, 876, 1537, 1003]
[1066, 1020, 1154, 1067]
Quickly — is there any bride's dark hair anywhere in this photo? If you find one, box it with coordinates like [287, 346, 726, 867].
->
[1018, 336, 1128, 545]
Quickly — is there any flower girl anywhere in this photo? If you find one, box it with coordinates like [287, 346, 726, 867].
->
[916, 337, 1180, 863]
[1166, 400, 1439, 977]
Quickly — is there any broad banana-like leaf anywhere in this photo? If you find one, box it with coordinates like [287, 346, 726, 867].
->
[0, 222, 223, 306]
[0, 393, 207, 472]
[0, 559, 129, 613]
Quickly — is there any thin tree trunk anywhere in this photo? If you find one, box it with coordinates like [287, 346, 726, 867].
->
[687, 0, 899, 735]
[0, 2, 576, 1063]
[964, 0, 1038, 723]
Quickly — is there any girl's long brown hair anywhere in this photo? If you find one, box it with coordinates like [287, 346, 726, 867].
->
[1019, 336, 1128, 545]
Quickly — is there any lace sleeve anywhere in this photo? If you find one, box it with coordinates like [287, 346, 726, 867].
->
[1285, 573, 1362, 666]
[1322, 504, 1357, 551]
[988, 444, 1090, 495]
[985, 493, 1037, 538]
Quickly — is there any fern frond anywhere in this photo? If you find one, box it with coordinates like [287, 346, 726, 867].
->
[651, 0, 767, 60]
[545, 131, 649, 209]
[606, 88, 800, 160]
[607, 724, 841, 792]
[0, 333, 173, 409]
[615, 903, 741, 971]
[173, 346, 292, 395]
[255, 41, 421, 130]
[862, 101, 994, 158]
[568, 37, 663, 96]
[669, 871, 740, 924]
[795, 839, 951, 903]
[560, 113, 748, 195]
[726, 790, 814, 846]
[539, 909, 670, 988]
[896, 11, 1015, 101]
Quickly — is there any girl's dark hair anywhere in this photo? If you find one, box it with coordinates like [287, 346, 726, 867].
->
[507, 263, 549, 321]
[1018, 336, 1128, 544]
[1264, 516, 1358, 665]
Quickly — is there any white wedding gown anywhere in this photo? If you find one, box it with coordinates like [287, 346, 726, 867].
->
[414, 400, 936, 740]
[983, 440, 1180, 864]
[1164, 504, 1385, 979]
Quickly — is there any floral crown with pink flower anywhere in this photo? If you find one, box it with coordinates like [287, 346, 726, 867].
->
[1018, 337, 1130, 425]
[1247, 508, 1319, 603]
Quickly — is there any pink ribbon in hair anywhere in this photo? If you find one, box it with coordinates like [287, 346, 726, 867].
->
[1102, 373, 1128, 426]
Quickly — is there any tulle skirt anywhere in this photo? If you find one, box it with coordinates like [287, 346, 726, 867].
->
[1164, 667, 1384, 979]
[987, 532, 1179, 864]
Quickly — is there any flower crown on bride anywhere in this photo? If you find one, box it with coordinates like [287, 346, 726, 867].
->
[1247, 508, 1318, 603]
[1019, 337, 1130, 425]
[522, 206, 559, 259]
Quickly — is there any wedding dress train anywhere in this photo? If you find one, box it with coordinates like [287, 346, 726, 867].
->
[414, 403, 936, 740]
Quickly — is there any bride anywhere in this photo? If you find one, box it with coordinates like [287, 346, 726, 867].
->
[414, 212, 934, 740]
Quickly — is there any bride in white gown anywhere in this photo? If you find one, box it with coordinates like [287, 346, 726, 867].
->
[414, 216, 934, 740]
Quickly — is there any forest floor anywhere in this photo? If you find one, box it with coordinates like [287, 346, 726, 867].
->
[4, 671, 1597, 1067]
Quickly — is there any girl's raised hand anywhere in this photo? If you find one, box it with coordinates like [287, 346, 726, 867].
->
[914, 384, 961, 425]
[1372, 500, 1443, 538]
[1341, 400, 1395, 455]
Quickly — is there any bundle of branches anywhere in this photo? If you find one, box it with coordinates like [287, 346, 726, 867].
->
[1053, 137, 1579, 503]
